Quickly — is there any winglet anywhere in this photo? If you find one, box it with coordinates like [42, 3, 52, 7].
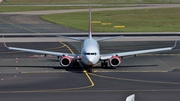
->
[172, 40, 177, 49]
[2, 35, 9, 48]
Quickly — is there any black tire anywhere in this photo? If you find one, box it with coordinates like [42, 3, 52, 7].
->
[86, 68, 92, 73]
[89, 68, 92, 73]
[72, 62, 76, 68]
[73, 59, 80, 68]
[105, 62, 108, 68]
[101, 62, 104, 68]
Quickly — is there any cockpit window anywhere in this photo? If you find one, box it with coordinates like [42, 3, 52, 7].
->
[85, 53, 96, 55]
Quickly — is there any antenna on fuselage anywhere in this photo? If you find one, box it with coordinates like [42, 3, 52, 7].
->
[88, 4, 92, 42]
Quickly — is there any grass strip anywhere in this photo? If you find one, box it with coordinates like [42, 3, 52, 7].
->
[41, 7, 180, 32]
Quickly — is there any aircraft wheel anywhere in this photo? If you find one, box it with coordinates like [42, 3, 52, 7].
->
[105, 62, 108, 68]
[101, 62, 104, 68]
[73, 61, 79, 68]
[88, 68, 92, 73]
[87, 65, 93, 73]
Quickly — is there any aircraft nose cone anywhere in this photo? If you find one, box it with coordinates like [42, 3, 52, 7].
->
[87, 56, 94, 64]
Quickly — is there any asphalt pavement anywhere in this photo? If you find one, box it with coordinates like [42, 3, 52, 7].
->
[1, 4, 180, 101]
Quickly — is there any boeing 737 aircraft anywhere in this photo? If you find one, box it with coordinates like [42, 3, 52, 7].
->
[4, 6, 177, 73]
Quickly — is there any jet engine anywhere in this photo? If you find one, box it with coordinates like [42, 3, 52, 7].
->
[109, 56, 121, 67]
[59, 56, 72, 67]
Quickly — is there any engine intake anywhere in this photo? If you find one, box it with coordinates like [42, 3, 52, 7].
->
[59, 56, 72, 67]
[109, 56, 121, 67]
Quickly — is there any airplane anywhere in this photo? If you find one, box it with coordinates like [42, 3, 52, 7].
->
[3, 6, 177, 73]
[126, 94, 135, 101]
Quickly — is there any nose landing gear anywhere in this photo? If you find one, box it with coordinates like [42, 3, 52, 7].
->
[86, 65, 93, 73]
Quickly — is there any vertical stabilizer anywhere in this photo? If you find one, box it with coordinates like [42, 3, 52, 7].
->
[88, 4, 92, 41]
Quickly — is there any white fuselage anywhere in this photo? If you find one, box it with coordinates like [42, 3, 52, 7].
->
[81, 38, 100, 65]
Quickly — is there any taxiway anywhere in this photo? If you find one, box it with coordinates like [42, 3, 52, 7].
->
[1, 4, 180, 101]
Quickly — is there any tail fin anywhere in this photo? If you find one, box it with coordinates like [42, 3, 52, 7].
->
[88, 4, 92, 41]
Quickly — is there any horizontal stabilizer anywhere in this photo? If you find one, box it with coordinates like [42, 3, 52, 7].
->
[96, 36, 123, 41]
[57, 35, 84, 42]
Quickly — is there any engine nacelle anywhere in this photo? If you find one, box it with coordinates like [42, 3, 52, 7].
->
[59, 56, 72, 67]
[109, 56, 121, 67]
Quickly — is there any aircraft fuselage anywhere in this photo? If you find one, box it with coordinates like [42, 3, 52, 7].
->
[81, 38, 100, 65]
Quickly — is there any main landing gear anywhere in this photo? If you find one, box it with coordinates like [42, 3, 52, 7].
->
[72, 60, 79, 68]
[101, 61, 108, 68]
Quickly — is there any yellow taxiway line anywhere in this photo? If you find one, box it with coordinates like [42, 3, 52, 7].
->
[0, 18, 95, 92]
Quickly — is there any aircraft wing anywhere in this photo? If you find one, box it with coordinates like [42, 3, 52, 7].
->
[4, 43, 76, 58]
[100, 41, 177, 60]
